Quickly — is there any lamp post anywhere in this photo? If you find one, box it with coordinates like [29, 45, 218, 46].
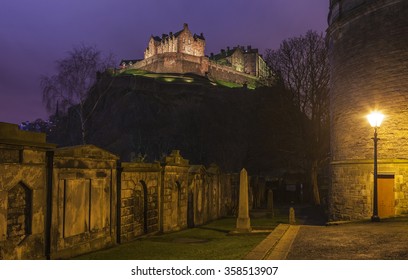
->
[367, 111, 384, 222]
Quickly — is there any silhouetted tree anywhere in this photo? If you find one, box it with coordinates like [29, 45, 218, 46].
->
[265, 30, 330, 205]
[20, 118, 54, 133]
[41, 44, 115, 144]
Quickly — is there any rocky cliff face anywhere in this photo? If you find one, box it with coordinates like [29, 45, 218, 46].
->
[55, 74, 305, 174]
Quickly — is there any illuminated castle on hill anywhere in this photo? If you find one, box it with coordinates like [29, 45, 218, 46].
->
[120, 23, 271, 87]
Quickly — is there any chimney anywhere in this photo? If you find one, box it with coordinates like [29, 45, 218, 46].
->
[227, 46, 230, 51]
[183, 23, 188, 29]
[221, 49, 225, 54]
[247, 45, 252, 51]
[210, 52, 214, 58]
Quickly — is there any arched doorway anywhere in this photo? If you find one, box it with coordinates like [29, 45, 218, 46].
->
[133, 181, 148, 235]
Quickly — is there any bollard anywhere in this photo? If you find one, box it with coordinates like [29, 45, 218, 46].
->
[289, 207, 296, 225]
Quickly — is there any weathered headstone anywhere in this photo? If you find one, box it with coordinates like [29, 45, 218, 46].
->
[236, 168, 252, 232]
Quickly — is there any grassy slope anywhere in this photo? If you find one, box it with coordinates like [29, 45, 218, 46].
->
[118, 68, 251, 89]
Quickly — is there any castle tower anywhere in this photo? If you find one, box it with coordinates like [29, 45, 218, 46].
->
[143, 23, 205, 60]
[328, 0, 408, 220]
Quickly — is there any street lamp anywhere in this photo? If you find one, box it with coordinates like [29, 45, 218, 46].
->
[367, 111, 384, 222]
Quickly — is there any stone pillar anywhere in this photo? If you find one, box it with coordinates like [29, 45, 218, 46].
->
[161, 150, 190, 232]
[236, 168, 251, 232]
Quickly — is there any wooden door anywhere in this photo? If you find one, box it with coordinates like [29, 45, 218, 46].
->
[377, 175, 394, 218]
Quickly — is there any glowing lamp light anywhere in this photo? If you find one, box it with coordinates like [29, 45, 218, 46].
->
[367, 111, 384, 128]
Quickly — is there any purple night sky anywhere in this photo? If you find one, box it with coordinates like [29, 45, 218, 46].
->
[0, 0, 328, 124]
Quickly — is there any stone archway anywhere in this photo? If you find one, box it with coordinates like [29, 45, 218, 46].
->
[140, 181, 148, 233]
[133, 181, 148, 235]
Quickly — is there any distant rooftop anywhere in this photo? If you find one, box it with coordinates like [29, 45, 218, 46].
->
[151, 23, 205, 42]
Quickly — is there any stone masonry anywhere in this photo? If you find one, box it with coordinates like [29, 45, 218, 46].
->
[49, 145, 118, 259]
[161, 150, 190, 232]
[120, 161, 161, 242]
[328, 0, 408, 220]
[0, 122, 242, 259]
[0, 122, 55, 259]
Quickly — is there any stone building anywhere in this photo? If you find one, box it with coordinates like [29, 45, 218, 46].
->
[144, 23, 205, 59]
[210, 45, 271, 80]
[211, 47, 245, 72]
[328, 0, 408, 220]
[120, 23, 272, 87]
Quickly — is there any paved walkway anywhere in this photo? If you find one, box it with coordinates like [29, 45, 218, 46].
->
[245, 206, 408, 260]
[244, 223, 302, 260]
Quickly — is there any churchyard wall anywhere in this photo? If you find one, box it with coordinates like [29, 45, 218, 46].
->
[0, 122, 241, 259]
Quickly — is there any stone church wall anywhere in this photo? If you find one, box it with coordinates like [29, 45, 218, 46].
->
[330, 160, 408, 221]
[328, 0, 408, 220]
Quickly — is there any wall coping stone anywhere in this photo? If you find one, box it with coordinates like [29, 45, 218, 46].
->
[54, 144, 119, 160]
[121, 161, 161, 172]
[0, 122, 56, 149]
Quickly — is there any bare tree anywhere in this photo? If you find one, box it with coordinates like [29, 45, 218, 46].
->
[265, 30, 330, 205]
[41, 44, 115, 144]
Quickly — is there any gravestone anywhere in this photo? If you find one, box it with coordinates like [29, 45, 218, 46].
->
[236, 168, 252, 232]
